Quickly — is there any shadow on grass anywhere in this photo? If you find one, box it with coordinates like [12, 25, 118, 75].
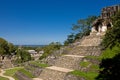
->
[96, 53, 120, 80]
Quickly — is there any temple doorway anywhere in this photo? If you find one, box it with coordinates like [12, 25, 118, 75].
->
[107, 23, 112, 30]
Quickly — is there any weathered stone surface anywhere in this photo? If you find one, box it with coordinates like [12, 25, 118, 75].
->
[54, 55, 84, 70]
[39, 67, 67, 80]
[80, 37, 102, 46]
[68, 34, 102, 57]
[64, 74, 85, 80]
[70, 46, 101, 56]
[1, 60, 14, 69]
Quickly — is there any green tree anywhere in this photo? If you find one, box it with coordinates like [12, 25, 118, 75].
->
[16, 49, 31, 63]
[8, 43, 16, 54]
[64, 16, 97, 45]
[0, 38, 9, 56]
[72, 16, 98, 38]
[36, 47, 43, 53]
[64, 33, 75, 46]
[40, 42, 62, 59]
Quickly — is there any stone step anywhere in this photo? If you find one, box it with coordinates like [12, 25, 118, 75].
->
[39, 66, 73, 80]
[54, 55, 84, 69]
[38, 35, 102, 80]
[46, 66, 74, 72]
[63, 55, 85, 58]
[69, 46, 101, 56]
[79, 37, 102, 46]
[70, 50, 101, 56]
[70, 46, 101, 53]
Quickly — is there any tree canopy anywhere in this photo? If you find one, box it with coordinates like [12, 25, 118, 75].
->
[16, 49, 31, 62]
[40, 42, 62, 59]
[64, 16, 98, 45]
[0, 38, 10, 56]
[0, 37, 16, 57]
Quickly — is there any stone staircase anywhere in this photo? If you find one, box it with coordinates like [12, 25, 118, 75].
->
[69, 35, 102, 56]
[54, 55, 84, 70]
[78, 35, 102, 46]
[70, 46, 101, 56]
[36, 34, 103, 80]
[38, 54, 85, 80]
[39, 66, 73, 80]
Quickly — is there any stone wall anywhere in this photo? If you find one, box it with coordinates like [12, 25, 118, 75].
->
[1, 60, 14, 69]
[39, 68, 67, 80]
[54, 55, 84, 70]
[24, 62, 43, 77]
[64, 73, 85, 80]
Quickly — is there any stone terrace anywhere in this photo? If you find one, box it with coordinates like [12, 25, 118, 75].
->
[36, 34, 103, 80]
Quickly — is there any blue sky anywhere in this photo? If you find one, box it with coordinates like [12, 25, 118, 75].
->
[0, 0, 119, 45]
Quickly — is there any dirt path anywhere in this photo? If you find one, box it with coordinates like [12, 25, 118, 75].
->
[0, 69, 15, 80]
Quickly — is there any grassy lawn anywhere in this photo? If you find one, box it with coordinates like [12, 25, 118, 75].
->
[4, 67, 23, 80]
[80, 61, 91, 67]
[29, 61, 49, 68]
[4, 67, 35, 79]
[0, 76, 9, 80]
[18, 68, 35, 78]
[85, 56, 99, 60]
[70, 70, 98, 80]
[90, 64, 99, 70]
[99, 45, 120, 60]
[4, 67, 23, 77]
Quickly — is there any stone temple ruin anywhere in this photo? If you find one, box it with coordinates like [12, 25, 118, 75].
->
[91, 4, 120, 35]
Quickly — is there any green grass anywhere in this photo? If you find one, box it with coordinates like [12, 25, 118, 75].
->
[99, 45, 120, 60]
[29, 61, 49, 68]
[25, 65, 35, 70]
[4, 67, 34, 79]
[13, 76, 19, 80]
[85, 56, 99, 60]
[70, 70, 98, 80]
[66, 47, 72, 51]
[85, 45, 120, 61]
[80, 61, 91, 67]
[89, 64, 100, 72]
[4, 67, 23, 77]
[91, 64, 99, 70]
[4, 67, 23, 80]
[18, 69, 34, 78]
[0, 76, 9, 80]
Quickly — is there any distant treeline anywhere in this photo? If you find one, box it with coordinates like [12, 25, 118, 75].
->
[15, 45, 47, 47]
